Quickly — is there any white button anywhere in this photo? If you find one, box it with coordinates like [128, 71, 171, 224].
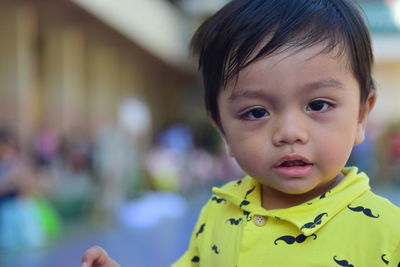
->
[253, 215, 266, 226]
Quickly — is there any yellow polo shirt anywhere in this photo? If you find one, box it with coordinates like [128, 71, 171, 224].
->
[172, 167, 400, 267]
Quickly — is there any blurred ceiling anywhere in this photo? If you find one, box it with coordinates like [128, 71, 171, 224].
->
[72, 0, 191, 70]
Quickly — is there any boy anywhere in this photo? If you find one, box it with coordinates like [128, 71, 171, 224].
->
[81, 0, 400, 266]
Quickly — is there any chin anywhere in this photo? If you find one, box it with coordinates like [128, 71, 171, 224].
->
[277, 183, 317, 195]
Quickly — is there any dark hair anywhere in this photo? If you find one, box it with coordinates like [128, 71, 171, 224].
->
[191, 0, 375, 127]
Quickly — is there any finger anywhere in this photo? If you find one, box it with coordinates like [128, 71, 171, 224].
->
[81, 246, 109, 267]
[109, 259, 121, 267]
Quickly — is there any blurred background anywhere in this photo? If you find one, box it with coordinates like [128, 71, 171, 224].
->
[0, 0, 399, 266]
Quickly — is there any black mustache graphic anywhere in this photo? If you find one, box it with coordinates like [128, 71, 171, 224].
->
[244, 186, 256, 199]
[300, 213, 328, 230]
[212, 245, 220, 254]
[243, 211, 252, 221]
[226, 218, 242, 225]
[320, 190, 331, 199]
[333, 256, 354, 267]
[196, 223, 205, 237]
[240, 200, 250, 208]
[211, 196, 227, 204]
[347, 205, 379, 218]
[381, 254, 389, 265]
[274, 234, 317, 245]
[191, 256, 200, 262]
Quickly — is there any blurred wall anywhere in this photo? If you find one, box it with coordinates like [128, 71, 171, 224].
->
[0, 0, 195, 146]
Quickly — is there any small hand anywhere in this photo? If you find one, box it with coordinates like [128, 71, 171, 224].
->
[81, 246, 120, 267]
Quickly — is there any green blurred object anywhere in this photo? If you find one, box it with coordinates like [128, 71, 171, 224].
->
[33, 197, 63, 239]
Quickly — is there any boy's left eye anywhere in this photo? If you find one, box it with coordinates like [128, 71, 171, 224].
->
[306, 100, 333, 112]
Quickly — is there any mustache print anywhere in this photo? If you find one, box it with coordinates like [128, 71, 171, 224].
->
[211, 196, 227, 204]
[244, 186, 256, 199]
[240, 200, 250, 208]
[300, 212, 328, 230]
[191, 256, 200, 262]
[196, 223, 205, 237]
[333, 256, 354, 267]
[226, 218, 242, 225]
[212, 245, 220, 254]
[274, 234, 317, 245]
[320, 190, 331, 199]
[347, 205, 380, 218]
[381, 254, 389, 265]
[243, 211, 252, 221]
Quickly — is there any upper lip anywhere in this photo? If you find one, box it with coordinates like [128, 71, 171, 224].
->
[274, 154, 313, 167]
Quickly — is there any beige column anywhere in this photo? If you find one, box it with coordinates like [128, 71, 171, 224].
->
[87, 40, 121, 131]
[119, 53, 144, 97]
[42, 23, 87, 135]
[0, 1, 38, 145]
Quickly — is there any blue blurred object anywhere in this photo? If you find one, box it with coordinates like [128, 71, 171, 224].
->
[158, 124, 194, 154]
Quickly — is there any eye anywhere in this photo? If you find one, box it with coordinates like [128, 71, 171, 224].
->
[241, 107, 270, 120]
[306, 100, 334, 112]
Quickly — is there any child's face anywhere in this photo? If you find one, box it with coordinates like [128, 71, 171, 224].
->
[216, 44, 375, 202]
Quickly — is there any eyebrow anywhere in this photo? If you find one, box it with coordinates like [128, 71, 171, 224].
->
[228, 89, 269, 102]
[229, 78, 345, 102]
[301, 78, 345, 91]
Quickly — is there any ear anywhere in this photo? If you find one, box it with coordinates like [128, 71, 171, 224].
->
[208, 112, 221, 131]
[355, 92, 377, 145]
[207, 113, 234, 157]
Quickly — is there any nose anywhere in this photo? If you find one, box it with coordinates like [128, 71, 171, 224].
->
[272, 114, 309, 146]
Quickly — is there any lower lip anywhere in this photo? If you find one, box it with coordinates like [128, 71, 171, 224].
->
[274, 165, 313, 177]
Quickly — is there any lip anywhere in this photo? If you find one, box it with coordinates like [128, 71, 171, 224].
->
[273, 154, 313, 177]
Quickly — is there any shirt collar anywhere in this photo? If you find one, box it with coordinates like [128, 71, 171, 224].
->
[212, 167, 370, 236]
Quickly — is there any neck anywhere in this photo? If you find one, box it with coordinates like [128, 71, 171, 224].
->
[261, 173, 344, 210]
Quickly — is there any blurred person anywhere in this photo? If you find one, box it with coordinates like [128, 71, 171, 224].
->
[191, 122, 244, 186]
[383, 124, 400, 183]
[347, 119, 382, 180]
[33, 126, 60, 170]
[0, 126, 61, 250]
[91, 123, 137, 224]
[388, 128, 400, 163]
[0, 126, 38, 207]
[61, 132, 93, 174]
[91, 98, 151, 224]
[374, 122, 400, 184]
[145, 123, 195, 191]
[82, 0, 400, 266]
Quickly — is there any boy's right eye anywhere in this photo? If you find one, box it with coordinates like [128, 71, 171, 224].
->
[241, 107, 269, 120]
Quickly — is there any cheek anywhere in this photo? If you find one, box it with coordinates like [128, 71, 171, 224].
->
[225, 134, 268, 171]
[314, 129, 355, 167]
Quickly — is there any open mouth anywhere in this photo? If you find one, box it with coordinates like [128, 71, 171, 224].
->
[280, 160, 311, 167]
[274, 155, 313, 177]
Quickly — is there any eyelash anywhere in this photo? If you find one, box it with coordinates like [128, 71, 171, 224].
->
[306, 99, 335, 113]
[240, 107, 270, 120]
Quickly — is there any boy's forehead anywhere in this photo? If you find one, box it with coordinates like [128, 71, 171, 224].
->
[225, 42, 350, 89]
[243, 39, 347, 69]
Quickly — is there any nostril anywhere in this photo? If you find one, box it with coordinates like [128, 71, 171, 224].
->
[272, 127, 309, 146]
